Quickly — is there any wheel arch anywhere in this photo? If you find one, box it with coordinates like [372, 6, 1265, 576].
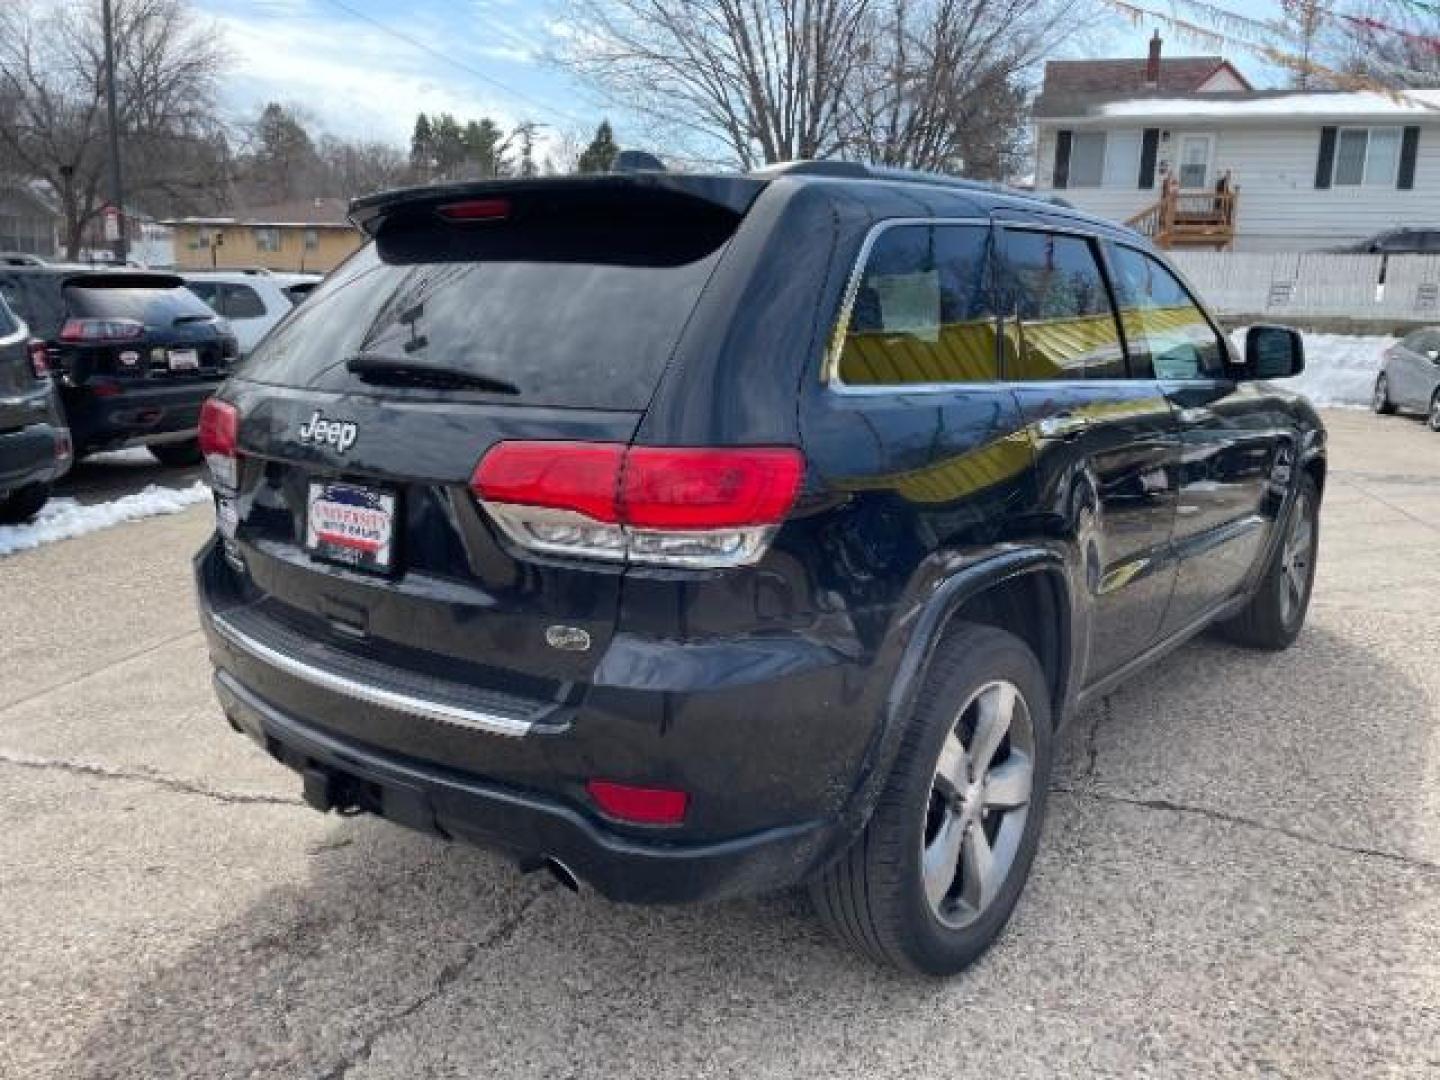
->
[829, 549, 1075, 850]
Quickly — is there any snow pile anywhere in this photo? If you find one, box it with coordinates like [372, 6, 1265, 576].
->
[0, 481, 211, 558]
[1231, 329, 1393, 410]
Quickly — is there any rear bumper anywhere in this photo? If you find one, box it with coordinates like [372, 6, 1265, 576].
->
[0, 420, 69, 494]
[213, 667, 833, 903]
[63, 377, 221, 453]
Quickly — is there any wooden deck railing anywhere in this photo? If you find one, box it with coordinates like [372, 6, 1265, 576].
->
[1124, 175, 1238, 250]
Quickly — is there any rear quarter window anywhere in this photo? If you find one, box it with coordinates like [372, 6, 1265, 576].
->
[238, 203, 737, 410]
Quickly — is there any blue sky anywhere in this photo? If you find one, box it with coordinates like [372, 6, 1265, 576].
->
[198, 0, 1287, 156]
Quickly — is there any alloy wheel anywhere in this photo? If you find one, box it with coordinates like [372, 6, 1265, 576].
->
[1430, 396, 1440, 431]
[1278, 490, 1315, 626]
[922, 680, 1035, 928]
[1373, 377, 1388, 412]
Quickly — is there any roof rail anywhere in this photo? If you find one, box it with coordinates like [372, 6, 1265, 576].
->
[749, 159, 1072, 208]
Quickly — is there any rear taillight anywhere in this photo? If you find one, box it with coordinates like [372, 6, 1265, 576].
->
[26, 340, 49, 378]
[198, 397, 239, 489]
[58, 317, 144, 343]
[471, 441, 804, 568]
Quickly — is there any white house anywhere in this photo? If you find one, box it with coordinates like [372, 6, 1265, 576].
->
[1032, 34, 1440, 251]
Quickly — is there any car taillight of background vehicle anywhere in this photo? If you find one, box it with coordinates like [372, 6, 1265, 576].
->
[472, 441, 805, 569]
[198, 398, 239, 489]
[26, 340, 49, 378]
[58, 317, 145, 343]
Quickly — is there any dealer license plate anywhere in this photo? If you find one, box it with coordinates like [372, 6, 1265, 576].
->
[305, 481, 396, 573]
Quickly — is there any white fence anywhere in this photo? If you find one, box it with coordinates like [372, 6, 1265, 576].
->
[1168, 252, 1440, 322]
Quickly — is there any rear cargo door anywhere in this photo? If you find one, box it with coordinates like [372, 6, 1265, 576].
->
[218, 185, 748, 701]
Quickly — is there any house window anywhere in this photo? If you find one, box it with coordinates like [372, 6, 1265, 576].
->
[303, 228, 319, 252]
[1335, 127, 1401, 186]
[1103, 131, 1142, 188]
[253, 226, 282, 252]
[1069, 132, 1107, 187]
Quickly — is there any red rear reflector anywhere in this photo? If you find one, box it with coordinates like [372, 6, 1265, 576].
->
[586, 780, 689, 825]
[198, 397, 238, 458]
[473, 441, 624, 523]
[437, 198, 511, 222]
[621, 447, 804, 529]
[26, 340, 49, 378]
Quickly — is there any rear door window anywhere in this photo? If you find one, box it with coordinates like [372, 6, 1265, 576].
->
[239, 204, 737, 410]
[835, 223, 998, 386]
[998, 228, 1126, 380]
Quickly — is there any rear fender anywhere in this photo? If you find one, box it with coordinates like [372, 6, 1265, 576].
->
[829, 547, 1074, 849]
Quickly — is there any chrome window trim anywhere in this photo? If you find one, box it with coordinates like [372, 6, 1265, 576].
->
[211, 611, 534, 738]
[823, 216, 994, 394]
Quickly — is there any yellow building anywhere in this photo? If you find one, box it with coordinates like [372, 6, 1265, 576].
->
[164, 198, 362, 273]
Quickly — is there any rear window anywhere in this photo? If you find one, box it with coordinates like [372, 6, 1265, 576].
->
[65, 280, 218, 325]
[237, 201, 737, 409]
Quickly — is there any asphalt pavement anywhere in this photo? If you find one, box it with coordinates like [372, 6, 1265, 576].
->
[1, 409, 1437, 1079]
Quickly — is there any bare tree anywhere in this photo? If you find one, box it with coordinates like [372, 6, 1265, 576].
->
[0, 0, 227, 257]
[557, 0, 873, 168]
[844, 0, 1072, 179]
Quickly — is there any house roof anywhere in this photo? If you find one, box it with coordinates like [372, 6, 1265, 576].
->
[162, 197, 353, 229]
[1040, 56, 1248, 98]
[1035, 88, 1440, 123]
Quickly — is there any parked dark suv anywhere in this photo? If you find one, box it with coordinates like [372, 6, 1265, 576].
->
[0, 292, 70, 522]
[0, 268, 238, 463]
[194, 164, 1324, 974]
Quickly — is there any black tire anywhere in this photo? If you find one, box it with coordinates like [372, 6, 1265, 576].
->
[148, 439, 203, 467]
[1218, 472, 1320, 650]
[1372, 374, 1396, 415]
[809, 624, 1053, 975]
[1428, 391, 1440, 432]
[0, 482, 52, 525]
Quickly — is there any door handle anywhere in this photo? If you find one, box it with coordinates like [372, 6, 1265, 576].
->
[1037, 413, 1091, 439]
[1177, 406, 1214, 425]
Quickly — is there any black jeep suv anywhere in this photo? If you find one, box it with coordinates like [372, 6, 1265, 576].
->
[0, 267, 238, 463]
[195, 164, 1323, 974]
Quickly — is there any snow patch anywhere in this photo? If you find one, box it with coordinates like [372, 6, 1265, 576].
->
[1099, 90, 1440, 121]
[1229, 330, 1393, 410]
[0, 482, 212, 558]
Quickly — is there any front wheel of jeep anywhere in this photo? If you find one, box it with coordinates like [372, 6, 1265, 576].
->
[809, 624, 1053, 975]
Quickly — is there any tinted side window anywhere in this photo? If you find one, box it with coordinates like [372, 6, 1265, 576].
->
[1108, 246, 1225, 379]
[186, 281, 219, 305]
[221, 284, 267, 319]
[837, 223, 998, 386]
[0, 295, 17, 336]
[999, 229, 1124, 379]
[0, 275, 62, 338]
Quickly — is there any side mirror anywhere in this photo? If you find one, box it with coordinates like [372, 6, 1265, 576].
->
[1244, 325, 1304, 380]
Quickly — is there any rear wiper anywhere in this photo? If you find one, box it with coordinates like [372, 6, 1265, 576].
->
[345, 353, 519, 394]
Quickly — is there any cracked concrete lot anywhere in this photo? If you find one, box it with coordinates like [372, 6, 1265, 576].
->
[2, 408, 1439, 1079]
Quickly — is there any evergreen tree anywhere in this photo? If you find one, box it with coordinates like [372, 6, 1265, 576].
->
[576, 120, 619, 174]
[409, 113, 434, 176]
[464, 118, 509, 178]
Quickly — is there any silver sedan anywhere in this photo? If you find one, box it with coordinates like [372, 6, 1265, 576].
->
[1374, 328, 1440, 430]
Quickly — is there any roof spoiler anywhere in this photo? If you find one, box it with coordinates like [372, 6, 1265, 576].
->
[349, 174, 769, 236]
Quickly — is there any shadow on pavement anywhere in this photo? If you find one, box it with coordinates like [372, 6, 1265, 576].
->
[65, 620, 1439, 1078]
